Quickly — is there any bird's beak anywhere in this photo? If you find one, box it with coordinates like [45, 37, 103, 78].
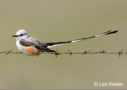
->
[12, 35, 19, 37]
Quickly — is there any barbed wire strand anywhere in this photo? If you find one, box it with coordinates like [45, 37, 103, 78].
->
[0, 49, 126, 57]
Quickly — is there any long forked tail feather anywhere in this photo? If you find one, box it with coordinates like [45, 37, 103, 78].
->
[47, 30, 118, 49]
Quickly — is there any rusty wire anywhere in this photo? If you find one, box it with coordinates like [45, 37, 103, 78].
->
[0, 49, 126, 57]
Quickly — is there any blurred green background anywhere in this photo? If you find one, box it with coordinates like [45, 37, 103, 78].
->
[0, 0, 127, 89]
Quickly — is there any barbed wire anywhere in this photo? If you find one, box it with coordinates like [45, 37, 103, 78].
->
[0, 49, 126, 57]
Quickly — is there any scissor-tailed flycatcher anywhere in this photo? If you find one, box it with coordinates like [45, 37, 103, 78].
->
[12, 29, 118, 56]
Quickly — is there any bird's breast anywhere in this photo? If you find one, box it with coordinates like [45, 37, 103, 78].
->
[16, 41, 39, 56]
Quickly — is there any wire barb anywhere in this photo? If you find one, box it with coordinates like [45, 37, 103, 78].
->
[118, 49, 123, 58]
[68, 49, 72, 57]
[6, 49, 13, 55]
[54, 50, 59, 58]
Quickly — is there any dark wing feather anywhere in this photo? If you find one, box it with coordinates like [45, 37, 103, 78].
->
[19, 39, 38, 46]
[47, 41, 71, 46]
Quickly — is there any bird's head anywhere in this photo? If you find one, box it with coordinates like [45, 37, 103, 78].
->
[12, 29, 29, 40]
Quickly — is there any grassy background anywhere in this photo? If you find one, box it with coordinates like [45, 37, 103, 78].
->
[0, 0, 127, 89]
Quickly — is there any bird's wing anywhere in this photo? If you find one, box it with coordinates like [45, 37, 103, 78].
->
[19, 39, 56, 52]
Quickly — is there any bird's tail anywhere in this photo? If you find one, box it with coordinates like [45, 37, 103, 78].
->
[39, 48, 60, 55]
[47, 30, 118, 49]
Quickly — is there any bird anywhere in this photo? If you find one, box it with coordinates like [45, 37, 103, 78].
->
[12, 29, 118, 56]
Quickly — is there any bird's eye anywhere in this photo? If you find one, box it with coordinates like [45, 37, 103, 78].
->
[20, 34, 24, 36]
